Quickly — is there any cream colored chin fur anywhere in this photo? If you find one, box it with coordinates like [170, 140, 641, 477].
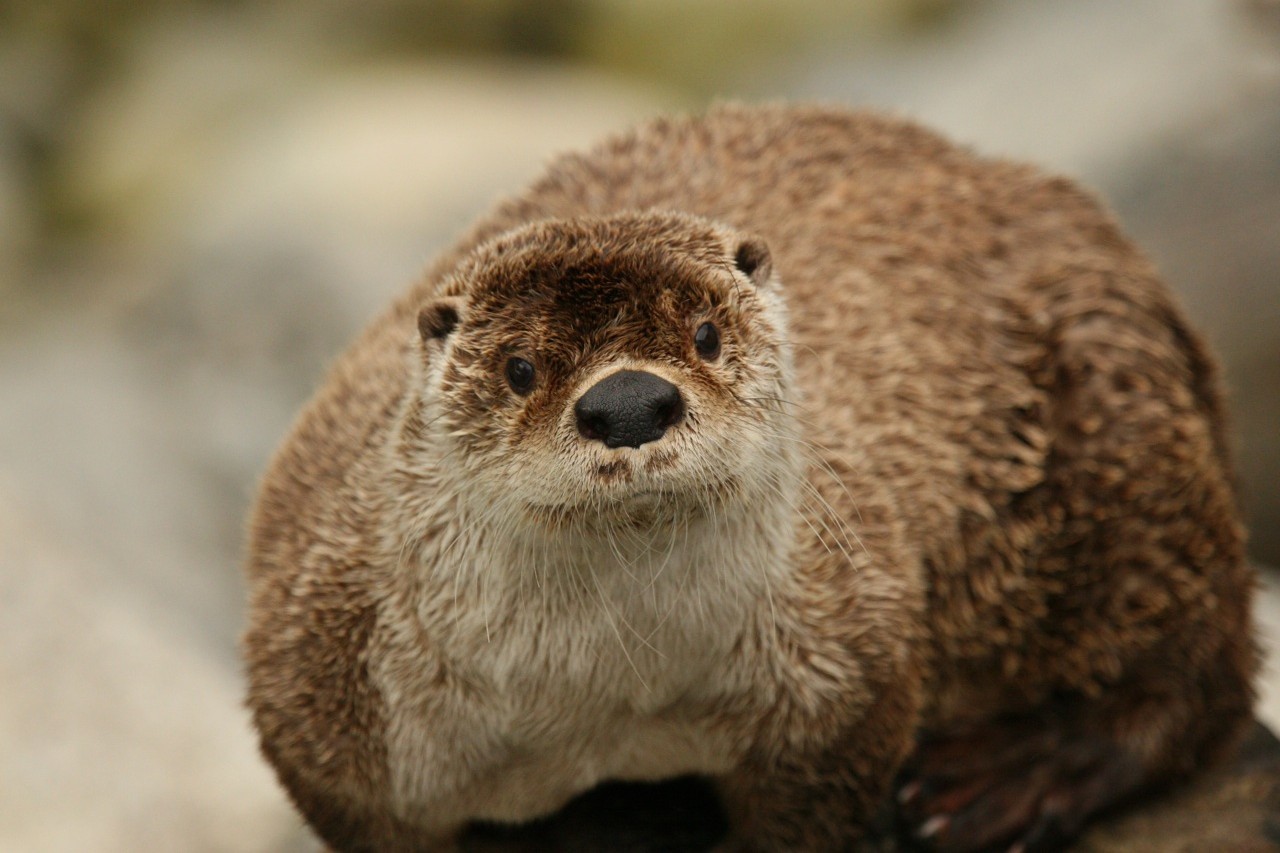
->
[373, 358, 801, 831]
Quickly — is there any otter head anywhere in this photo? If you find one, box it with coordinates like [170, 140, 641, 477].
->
[408, 211, 796, 532]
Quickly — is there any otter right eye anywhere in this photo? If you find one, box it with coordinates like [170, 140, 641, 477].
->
[694, 322, 721, 361]
[505, 357, 536, 395]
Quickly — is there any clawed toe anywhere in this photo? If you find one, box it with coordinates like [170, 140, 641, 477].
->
[896, 719, 1145, 853]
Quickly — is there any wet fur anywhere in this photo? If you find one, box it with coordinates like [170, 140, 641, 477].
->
[243, 104, 1256, 851]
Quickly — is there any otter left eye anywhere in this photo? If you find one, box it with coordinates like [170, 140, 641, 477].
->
[505, 357, 536, 395]
[694, 322, 721, 361]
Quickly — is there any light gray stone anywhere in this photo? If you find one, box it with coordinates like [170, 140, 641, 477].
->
[0, 488, 308, 852]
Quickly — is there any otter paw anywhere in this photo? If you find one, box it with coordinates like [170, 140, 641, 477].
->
[895, 721, 1144, 852]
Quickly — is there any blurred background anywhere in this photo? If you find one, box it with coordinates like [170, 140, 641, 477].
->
[1, 0, 1277, 849]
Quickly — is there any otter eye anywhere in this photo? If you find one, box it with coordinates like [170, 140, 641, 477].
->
[505, 357, 535, 395]
[694, 322, 721, 361]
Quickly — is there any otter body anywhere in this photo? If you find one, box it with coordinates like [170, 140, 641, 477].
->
[244, 105, 1256, 851]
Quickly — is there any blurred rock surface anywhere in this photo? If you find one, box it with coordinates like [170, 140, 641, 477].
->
[0, 488, 307, 851]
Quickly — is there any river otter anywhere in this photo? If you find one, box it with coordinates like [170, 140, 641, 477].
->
[243, 104, 1256, 851]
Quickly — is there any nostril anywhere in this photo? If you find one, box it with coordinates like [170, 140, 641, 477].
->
[578, 413, 610, 442]
[655, 394, 684, 430]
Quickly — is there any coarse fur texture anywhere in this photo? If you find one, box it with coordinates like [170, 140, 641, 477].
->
[242, 104, 1257, 852]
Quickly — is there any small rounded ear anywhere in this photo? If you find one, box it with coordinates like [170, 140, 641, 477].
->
[733, 237, 773, 288]
[417, 298, 464, 344]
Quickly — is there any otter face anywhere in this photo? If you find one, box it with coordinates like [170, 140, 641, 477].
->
[411, 212, 795, 527]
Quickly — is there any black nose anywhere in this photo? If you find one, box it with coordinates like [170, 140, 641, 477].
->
[575, 370, 685, 449]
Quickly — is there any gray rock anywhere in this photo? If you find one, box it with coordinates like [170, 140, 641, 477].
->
[0, 489, 307, 852]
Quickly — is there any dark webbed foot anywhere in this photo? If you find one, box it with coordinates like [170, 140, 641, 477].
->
[896, 713, 1146, 853]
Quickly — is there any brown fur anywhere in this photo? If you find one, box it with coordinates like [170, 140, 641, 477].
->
[243, 104, 1257, 851]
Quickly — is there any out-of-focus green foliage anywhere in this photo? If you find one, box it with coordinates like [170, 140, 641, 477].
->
[573, 0, 963, 95]
[0, 0, 970, 238]
[1, 0, 969, 96]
